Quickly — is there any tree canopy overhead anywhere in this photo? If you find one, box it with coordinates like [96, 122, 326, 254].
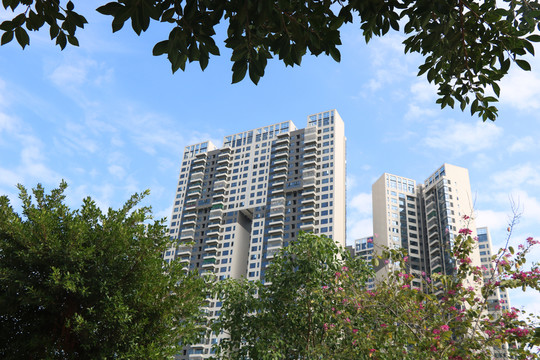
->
[2, 0, 540, 120]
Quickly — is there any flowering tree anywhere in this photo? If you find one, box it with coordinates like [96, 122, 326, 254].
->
[322, 218, 540, 359]
[215, 222, 539, 359]
[212, 232, 373, 359]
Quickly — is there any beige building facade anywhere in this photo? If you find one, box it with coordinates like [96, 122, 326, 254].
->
[372, 164, 482, 290]
[164, 110, 346, 359]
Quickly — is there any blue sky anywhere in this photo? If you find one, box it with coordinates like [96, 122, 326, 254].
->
[1, 5, 539, 314]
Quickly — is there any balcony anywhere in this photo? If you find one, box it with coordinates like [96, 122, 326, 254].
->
[176, 246, 192, 257]
[303, 151, 317, 160]
[272, 171, 287, 180]
[300, 221, 315, 231]
[209, 208, 223, 219]
[302, 187, 316, 196]
[213, 192, 225, 201]
[217, 155, 231, 164]
[302, 196, 316, 205]
[274, 135, 290, 145]
[184, 201, 197, 209]
[270, 179, 285, 188]
[180, 229, 195, 240]
[267, 241, 283, 252]
[203, 253, 217, 261]
[304, 132, 317, 144]
[186, 189, 202, 198]
[304, 142, 317, 151]
[303, 158, 317, 167]
[270, 197, 285, 210]
[207, 229, 220, 237]
[188, 182, 202, 191]
[301, 202, 315, 211]
[215, 171, 228, 179]
[191, 163, 205, 172]
[273, 143, 289, 153]
[267, 218, 284, 227]
[273, 150, 288, 159]
[302, 212, 316, 221]
[216, 164, 229, 172]
[183, 210, 197, 219]
[183, 218, 197, 227]
[202, 258, 217, 269]
[189, 172, 204, 182]
[266, 249, 279, 259]
[268, 227, 283, 235]
[207, 221, 221, 229]
[205, 244, 218, 253]
[214, 180, 227, 191]
[206, 237, 219, 246]
[272, 161, 288, 170]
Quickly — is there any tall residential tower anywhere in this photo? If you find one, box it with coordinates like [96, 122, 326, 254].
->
[372, 164, 482, 289]
[164, 110, 346, 359]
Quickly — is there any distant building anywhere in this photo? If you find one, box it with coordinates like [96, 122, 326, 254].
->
[164, 110, 346, 359]
[372, 164, 482, 290]
[353, 236, 375, 289]
[477, 227, 511, 360]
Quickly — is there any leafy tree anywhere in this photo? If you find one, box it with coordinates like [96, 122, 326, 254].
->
[0, 182, 206, 360]
[212, 232, 373, 359]
[321, 222, 540, 359]
[215, 228, 540, 359]
[2, 0, 540, 120]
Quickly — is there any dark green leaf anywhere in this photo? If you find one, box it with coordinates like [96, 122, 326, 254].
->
[1, 30, 13, 45]
[153, 40, 169, 56]
[231, 61, 247, 84]
[515, 59, 531, 71]
[14, 27, 29, 48]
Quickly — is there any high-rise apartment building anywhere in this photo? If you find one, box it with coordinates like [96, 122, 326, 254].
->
[372, 164, 482, 289]
[164, 110, 346, 359]
[477, 227, 511, 360]
[477, 227, 511, 313]
[352, 236, 375, 290]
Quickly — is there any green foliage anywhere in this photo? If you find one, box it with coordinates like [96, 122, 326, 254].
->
[2, 1, 540, 120]
[214, 230, 540, 359]
[212, 232, 373, 359]
[0, 181, 206, 359]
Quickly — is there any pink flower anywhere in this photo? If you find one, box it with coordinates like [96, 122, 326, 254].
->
[459, 228, 472, 235]
[342, 266, 349, 271]
[440, 325, 450, 332]
[352, 329, 358, 333]
[381, 323, 387, 328]
[433, 329, 441, 334]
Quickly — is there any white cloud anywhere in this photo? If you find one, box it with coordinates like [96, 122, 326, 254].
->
[491, 164, 540, 190]
[108, 165, 126, 179]
[410, 80, 437, 103]
[500, 64, 540, 110]
[508, 289, 540, 316]
[404, 104, 437, 120]
[475, 209, 512, 233]
[349, 192, 372, 216]
[347, 217, 373, 245]
[424, 119, 503, 155]
[508, 136, 537, 153]
[347, 175, 357, 190]
[0, 167, 23, 187]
